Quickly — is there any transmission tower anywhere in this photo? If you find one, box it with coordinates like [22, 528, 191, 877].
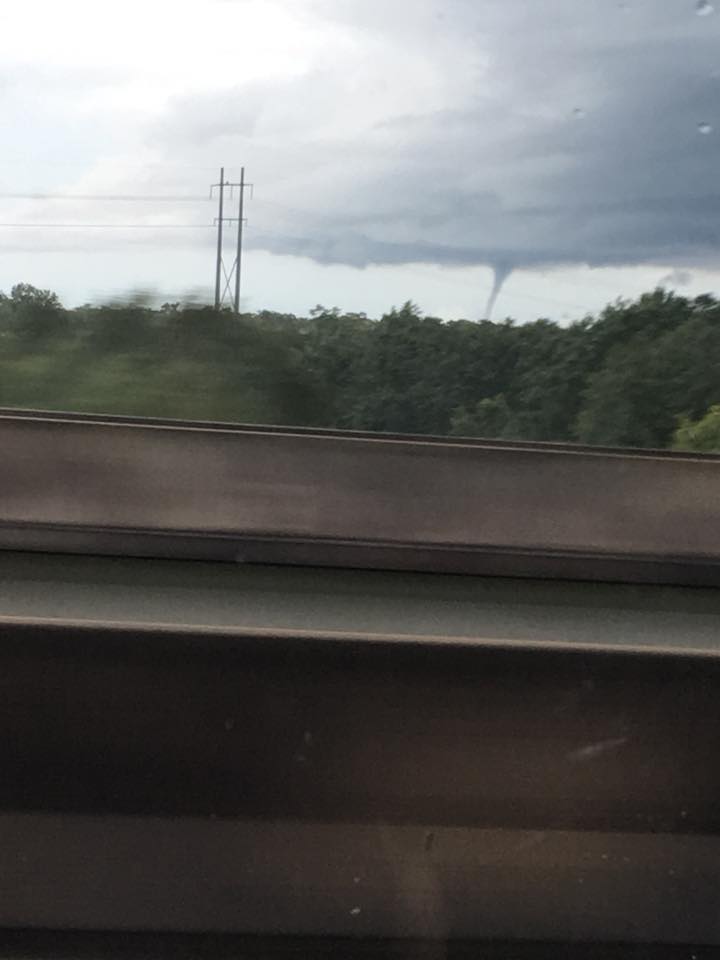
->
[210, 166, 252, 312]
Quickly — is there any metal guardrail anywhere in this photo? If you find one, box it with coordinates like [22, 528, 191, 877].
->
[3, 410, 720, 954]
[3, 618, 720, 947]
[0, 552, 719, 657]
[0, 409, 719, 584]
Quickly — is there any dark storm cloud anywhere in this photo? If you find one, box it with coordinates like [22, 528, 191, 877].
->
[154, 0, 720, 277]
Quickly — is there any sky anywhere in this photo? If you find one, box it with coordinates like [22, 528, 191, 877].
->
[1, 0, 720, 322]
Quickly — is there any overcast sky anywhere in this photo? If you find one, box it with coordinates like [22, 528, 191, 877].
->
[1, 0, 720, 321]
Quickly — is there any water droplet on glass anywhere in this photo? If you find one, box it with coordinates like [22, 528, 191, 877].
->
[353, 876, 362, 885]
[350, 907, 362, 917]
[697, 0, 714, 15]
[303, 730, 313, 746]
[224, 718, 235, 731]
[572, 107, 586, 120]
[698, 122, 713, 134]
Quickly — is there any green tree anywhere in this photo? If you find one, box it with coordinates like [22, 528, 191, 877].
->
[2, 283, 66, 341]
[575, 292, 720, 448]
[0, 282, 717, 454]
[673, 406, 720, 453]
[449, 394, 517, 439]
[345, 302, 455, 434]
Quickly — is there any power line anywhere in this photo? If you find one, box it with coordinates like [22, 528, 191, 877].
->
[0, 193, 211, 202]
[0, 160, 226, 172]
[0, 223, 214, 229]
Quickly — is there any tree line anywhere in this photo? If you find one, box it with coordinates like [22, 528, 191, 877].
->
[0, 283, 719, 451]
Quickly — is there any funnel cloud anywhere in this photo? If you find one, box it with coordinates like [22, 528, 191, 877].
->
[485, 265, 513, 320]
